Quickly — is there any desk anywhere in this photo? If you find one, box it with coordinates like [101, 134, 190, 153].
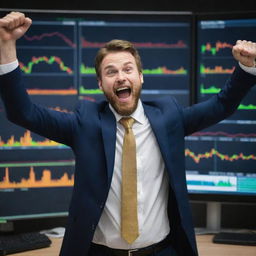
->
[196, 235, 256, 256]
[10, 235, 256, 256]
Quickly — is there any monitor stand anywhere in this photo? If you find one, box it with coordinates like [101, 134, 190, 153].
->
[195, 201, 221, 234]
[206, 201, 221, 232]
[196, 202, 256, 246]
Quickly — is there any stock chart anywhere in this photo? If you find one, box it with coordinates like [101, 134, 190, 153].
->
[185, 18, 256, 195]
[0, 161, 74, 218]
[79, 20, 191, 106]
[17, 21, 77, 95]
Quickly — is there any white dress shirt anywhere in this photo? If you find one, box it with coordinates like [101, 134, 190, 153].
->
[0, 60, 19, 74]
[93, 100, 170, 249]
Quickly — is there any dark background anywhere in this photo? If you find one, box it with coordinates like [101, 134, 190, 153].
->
[0, 0, 256, 234]
[1, 0, 256, 13]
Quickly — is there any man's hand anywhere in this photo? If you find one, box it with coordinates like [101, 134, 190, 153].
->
[0, 12, 32, 64]
[232, 40, 256, 67]
[0, 12, 32, 42]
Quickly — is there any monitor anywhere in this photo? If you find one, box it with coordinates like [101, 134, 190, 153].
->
[0, 9, 193, 226]
[186, 12, 256, 231]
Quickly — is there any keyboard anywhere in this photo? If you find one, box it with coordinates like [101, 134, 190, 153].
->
[213, 232, 256, 246]
[0, 232, 52, 255]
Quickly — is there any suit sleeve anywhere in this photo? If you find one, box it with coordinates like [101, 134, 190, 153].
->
[183, 64, 256, 136]
[0, 67, 77, 147]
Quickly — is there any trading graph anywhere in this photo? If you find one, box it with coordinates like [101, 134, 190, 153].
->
[0, 161, 75, 219]
[79, 20, 191, 106]
[20, 55, 73, 75]
[197, 19, 256, 102]
[187, 174, 237, 192]
[0, 95, 77, 151]
[185, 138, 256, 194]
[185, 144, 256, 166]
[0, 130, 62, 148]
[200, 41, 233, 56]
[0, 161, 74, 189]
[81, 38, 187, 48]
[19, 26, 77, 48]
[17, 21, 77, 95]
[185, 17, 256, 196]
[200, 63, 235, 74]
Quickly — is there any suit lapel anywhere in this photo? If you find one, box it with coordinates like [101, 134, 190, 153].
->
[143, 103, 175, 186]
[100, 105, 117, 187]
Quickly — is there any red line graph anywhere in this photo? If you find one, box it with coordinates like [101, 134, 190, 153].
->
[23, 32, 76, 48]
[82, 38, 187, 48]
[185, 148, 256, 164]
[80, 96, 96, 102]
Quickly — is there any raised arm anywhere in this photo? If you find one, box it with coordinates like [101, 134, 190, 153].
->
[0, 12, 77, 147]
[0, 12, 32, 64]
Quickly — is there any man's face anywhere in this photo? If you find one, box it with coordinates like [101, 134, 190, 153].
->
[98, 51, 143, 116]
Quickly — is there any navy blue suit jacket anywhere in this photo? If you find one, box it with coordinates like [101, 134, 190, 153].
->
[0, 66, 255, 256]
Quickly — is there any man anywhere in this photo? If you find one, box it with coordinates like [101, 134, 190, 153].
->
[0, 12, 256, 256]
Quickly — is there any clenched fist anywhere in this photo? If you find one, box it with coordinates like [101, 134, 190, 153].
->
[232, 40, 256, 67]
[0, 12, 32, 42]
[0, 12, 32, 64]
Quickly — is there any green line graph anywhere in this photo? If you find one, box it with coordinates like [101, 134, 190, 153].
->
[200, 84, 221, 94]
[20, 56, 73, 74]
[79, 86, 103, 94]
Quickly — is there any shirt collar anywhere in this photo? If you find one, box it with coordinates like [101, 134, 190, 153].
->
[109, 100, 145, 125]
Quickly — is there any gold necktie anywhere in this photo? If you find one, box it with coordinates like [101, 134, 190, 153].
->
[119, 117, 139, 244]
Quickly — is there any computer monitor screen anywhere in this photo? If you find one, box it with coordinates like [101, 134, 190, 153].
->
[77, 12, 192, 106]
[186, 14, 256, 202]
[0, 9, 192, 221]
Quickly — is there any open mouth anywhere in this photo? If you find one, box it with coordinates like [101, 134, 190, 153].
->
[115, 87, 131, 99]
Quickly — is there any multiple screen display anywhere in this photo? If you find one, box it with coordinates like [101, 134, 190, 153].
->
[0, 10, 255, 221]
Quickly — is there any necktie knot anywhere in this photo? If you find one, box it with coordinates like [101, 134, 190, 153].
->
[119, 117, 135, 131]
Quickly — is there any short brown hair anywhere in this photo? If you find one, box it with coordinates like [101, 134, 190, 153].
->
[94, 39, 143, 79]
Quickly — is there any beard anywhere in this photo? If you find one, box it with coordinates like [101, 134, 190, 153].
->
[103, 85, 141, 116]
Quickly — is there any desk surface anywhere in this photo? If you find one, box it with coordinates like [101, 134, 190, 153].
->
[9, 235, 256, 256]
